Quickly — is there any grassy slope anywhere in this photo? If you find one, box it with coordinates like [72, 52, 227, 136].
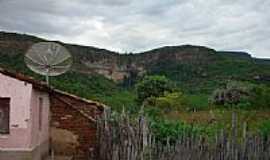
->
[165, 109, 270, 134]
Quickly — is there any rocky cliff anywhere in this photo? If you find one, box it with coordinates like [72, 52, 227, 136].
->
[0, 31, 268, 84]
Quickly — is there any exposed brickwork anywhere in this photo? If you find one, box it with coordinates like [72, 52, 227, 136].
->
[50, 93, 103, 158]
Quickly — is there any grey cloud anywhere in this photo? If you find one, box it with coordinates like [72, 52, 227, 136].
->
[0, 0, 269, 58]
[75, 0, 132, 6]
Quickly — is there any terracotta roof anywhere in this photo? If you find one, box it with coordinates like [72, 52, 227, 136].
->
[52, 89, 106, 111]
[0, 67, 106, 111]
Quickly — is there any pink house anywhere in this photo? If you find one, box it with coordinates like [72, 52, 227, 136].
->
[0, 68, 106, 159]
[0, 69, 50, 160]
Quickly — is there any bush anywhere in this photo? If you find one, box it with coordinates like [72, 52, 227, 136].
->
[259, 120, 270, 137]
[144, 92, 188, 112]
[149, 119, 207, 143]
[136, 75, 174, 104]
[210, 81, 270, 109]
[209, 81, 251, 107]
[250, 85, 270, 109]
[185, 94, 209, 111]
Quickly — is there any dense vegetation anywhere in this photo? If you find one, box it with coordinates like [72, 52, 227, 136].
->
[0, 31, 270, 137]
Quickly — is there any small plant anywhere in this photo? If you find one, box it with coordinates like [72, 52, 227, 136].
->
[149, 118, 208, 143]
[144, 92, 188, 112]
[259, 120, 270, 137]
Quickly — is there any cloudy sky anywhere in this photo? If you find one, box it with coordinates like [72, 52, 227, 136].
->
[0, 0, 269, 58]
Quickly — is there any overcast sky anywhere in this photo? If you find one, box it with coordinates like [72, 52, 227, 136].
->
[0, 0, 269, 58]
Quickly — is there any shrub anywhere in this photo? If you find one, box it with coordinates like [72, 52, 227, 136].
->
[209, 81, 251, 107]
[185, 94, 209, 111]
[259, 120, 270, 137]
[136, 75, 174, 104]
[149, 119, 208, 143]
[250, 85, 270, 109]
[144, 92, 188, 112]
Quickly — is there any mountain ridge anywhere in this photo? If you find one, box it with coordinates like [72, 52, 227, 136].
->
[0, 31, 269, 90]
[0, 31, 257, 57]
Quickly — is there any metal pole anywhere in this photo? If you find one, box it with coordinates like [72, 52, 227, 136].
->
[46, 69, 49, 85]
[46, 75, 49, 85]
[45, 68, 52, 159]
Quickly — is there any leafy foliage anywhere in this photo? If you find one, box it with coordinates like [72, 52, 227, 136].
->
[185, 94, 209, 111]
[209, 81, 270, 109]
[250, 85, 270, 109]
[144, 92, 189, 112]
[209, 81, 251, 107]
[136, 75, 174, 104]
[259, 120, 270, 137]
[149, 118, 217, 143]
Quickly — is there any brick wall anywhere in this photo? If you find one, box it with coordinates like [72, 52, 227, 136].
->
[50, 93, 103, 158]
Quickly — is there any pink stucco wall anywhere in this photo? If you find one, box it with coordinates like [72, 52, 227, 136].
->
[0, 73, 49, 151]
[29, 89, 50, 149]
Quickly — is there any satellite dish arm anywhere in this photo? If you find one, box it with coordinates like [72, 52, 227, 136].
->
[46, 68, 49, 85]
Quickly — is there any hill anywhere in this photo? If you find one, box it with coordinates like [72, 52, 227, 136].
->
[0, 31, 270, 109]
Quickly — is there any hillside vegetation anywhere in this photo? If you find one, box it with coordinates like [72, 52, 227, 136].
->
[1, 31, 270, 136]
[1, 32, 270, 107]
[0, 32, 269, 102]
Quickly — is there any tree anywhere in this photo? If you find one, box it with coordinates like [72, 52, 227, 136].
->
[136, 75, 173, 103]
[209, 81, 250, 107]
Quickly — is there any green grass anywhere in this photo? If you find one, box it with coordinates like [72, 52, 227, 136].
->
[185, 94, 209, 111]
[98, 90, 138, 113]
[163, 109, 270, 134]
[259, 119, 270, 137]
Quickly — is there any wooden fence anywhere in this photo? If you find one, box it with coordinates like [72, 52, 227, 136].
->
[93, 110, 270, 160]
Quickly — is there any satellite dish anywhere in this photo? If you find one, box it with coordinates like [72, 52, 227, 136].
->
[25, 42, 72, 84]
